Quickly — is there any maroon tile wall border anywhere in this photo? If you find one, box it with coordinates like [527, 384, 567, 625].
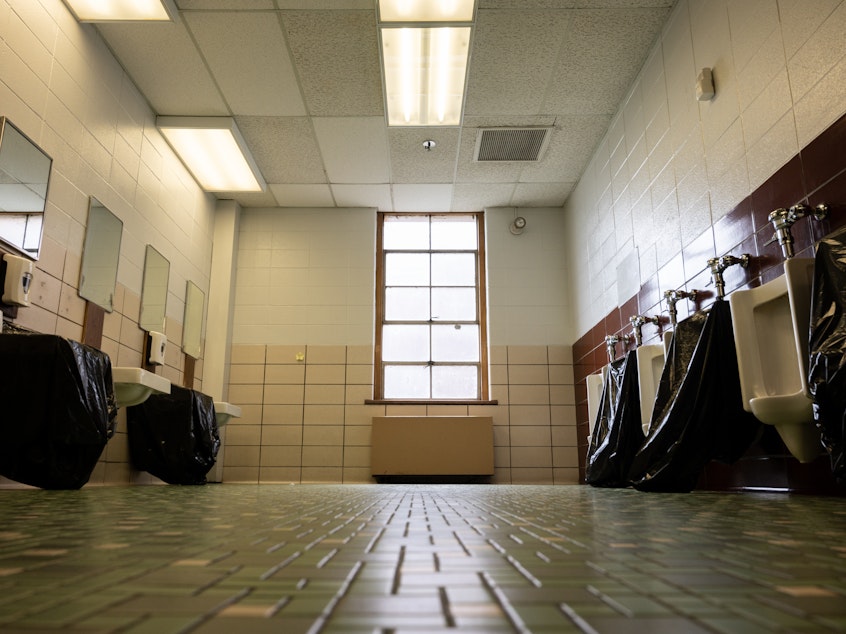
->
[574, 111, 846, 492]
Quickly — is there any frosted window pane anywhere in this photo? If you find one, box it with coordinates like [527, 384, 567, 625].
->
[431, 253, 475, 286]
[432, 324, 479, 361]
[385, 253, 429, 286]
[385, 365, 430, 399]
[382, 325, 429, 361]
[432, 366, 478, 399]
[385, 287, 430, 321]
[431, 216, 476, 249]
[383, 217, 429, 249]
[432, 288, 475, 321]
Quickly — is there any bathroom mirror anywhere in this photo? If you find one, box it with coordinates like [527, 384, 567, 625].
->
[78, 198, 123, 312]
[139, 245, 169, 332]
[182, 281, 204, 359]
[0, 117, 53, 260]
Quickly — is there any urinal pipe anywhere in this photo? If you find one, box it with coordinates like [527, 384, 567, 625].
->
[629, 314, 660, 347]
[604, 334, 633, 364]
[765, 203, 829, 260]
[708, 253, 750, 299]
[663, 289, 698, 328]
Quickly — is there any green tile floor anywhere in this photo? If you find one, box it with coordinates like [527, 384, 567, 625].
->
[0, 484, 844, 633]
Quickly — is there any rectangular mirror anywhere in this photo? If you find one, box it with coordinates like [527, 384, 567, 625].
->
[182, 281, 204, 359]
[139, 245, 169, 332]
[78, 198, 123, 312]
[0, 117, 53, 260]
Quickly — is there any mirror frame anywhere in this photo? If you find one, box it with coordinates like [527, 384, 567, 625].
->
[182, 280, 204, 359]
[139, 245, 170, 333]
[78, 197, 123, 312]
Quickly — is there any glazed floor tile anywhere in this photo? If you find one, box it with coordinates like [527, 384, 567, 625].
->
[0, 484, 844, 633]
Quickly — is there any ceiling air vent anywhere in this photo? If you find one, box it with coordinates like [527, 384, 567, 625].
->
[473, 127, 552, 162]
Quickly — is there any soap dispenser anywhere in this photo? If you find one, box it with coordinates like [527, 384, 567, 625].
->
[2, 253, 33, 307]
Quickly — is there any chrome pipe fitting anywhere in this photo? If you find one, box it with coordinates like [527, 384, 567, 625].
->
[629, 314, 660, 347]
[663, 289, 699, 328]
[766, 203, 829, 259]
[604, 333, 634, 363]
[708, 254, 750, 299]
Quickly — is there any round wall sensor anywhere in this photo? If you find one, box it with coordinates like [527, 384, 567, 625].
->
[509, 216, 527, 235]
[423, 140, 436, 151]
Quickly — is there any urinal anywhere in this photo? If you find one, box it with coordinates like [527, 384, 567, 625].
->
[635, 344, 665, 435]
[729, 258, 821, 462]
[586, 367, 607, 439]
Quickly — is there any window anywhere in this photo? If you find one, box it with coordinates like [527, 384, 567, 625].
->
[374, 212, 490, 401]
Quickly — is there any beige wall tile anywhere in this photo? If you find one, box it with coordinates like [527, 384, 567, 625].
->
[509, 385, 550, 405]
[229, 384, 264, 405]
[554, 467, 580, 484]
[553, 446, 579, 468]
[303, 425, 343, 446]
[344, 425, 372, 446]
[223, 446, 261, 466]
[508, 365, 549, 385]
[345, 385, 372, 404]
[260, 446, 302, 466]
[232, 403, 263, 425]
[266, 345, 304, 364]
[55, 317, 83, 342]
[343, 446, 370, 468]
[301, 466, 343, 482]
[344, 404, 384, 425]
[103, 309, 122, 341]
[494, 446, 511, 468]
[489, 385, 509, 403]
[103, 461, 131, 485]
[259, 466, 301, 482]
[225, 425, 262, 446]
[230, 344, 266, 364]
[493, 467, 512, 483]
[551, 405, 577, 426]
[262, 404, 304, 425]
[511, 467, 554, 484]
[489, 364, 508, 385]
[120, 316, 144, 352]
[550, 385, 576, 405]
[58, 283, 86, 325]
[510, 426, 552, 447]
[343, 467, 375, 483]
[306, 345, 346, 364]
[223, 466, 259, 483]
[511, 447, 552, 468]
[123, 291, 141, 323]
[265, 364, 305, 384]
[261, 425, 303, 446]
[426, 404, 470, 416]
[306, 364, 346, 385]
[508, 405, 551, 426]
[305, 384, 345, 405]
[547, 345, 573, 364]
[116, 344, 143, 367]
[385, 404, 426, 416]
[507, 346, 547, 364]
[551, 425, 579, 447]
[264, 384, 305, 405]
[493, 426, 510, 447]
[302, 446, 343, 467]
[346, 345, 373, 364]
[469, 404, 507, 426]
[489, 345, 507, 365]
[229, 364, 265, 384]
[548, 365, 575, 385]
[303, 404, 345, 425]
[346, 364, 373, 385]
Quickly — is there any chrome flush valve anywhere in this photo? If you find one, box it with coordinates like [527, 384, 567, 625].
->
[663, 289, 699, 328]
[629, 314, 660, 347]
[765, 204, 829, 259]
[708, 254, 750, 299]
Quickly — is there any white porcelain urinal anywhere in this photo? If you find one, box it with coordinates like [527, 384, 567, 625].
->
[729, 258, 821, 462]
[635, 344, 665, 435]
[586, 367, 607, 440]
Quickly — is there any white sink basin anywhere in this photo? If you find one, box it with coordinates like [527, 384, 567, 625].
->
[213, 401, 241, 427]
[112, 367, 171, 408]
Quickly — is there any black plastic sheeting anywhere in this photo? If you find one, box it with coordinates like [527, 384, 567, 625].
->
[0, 334, 117, 489]
[586, 350, 642, 487]
[128, 385, 219, 484]
[809, 226, 846, 484]
[628, 300, 761, 492]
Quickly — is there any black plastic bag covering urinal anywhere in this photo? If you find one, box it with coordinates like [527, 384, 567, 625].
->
[586, 349, 642, 487]
[0, 334, 117, 489]
[809, 226, 846, 484]
[128, 385, 220, 484]
[628, 300, 761, 492]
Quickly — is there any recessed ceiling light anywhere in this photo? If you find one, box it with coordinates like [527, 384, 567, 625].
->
[61, 0, 178, 22]
[156, 117, 266, 193]
[378, 0, 475, 23]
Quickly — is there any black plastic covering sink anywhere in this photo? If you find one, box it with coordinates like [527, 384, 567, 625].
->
[127, 385, 219, 484]
[0, 334, 117, 489]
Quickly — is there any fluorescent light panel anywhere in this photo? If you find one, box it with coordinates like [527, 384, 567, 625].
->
[379, 0, 475, 22]
[62, 0, 177, 22]
[157, 117, 266, 193]
[381, 27, 471, 126]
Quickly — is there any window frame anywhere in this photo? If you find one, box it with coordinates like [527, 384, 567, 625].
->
[371, 211, 493, 404]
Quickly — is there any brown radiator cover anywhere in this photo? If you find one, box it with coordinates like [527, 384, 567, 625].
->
[371, 416, 494, 476]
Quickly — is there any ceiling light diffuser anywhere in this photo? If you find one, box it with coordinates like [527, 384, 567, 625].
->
[61, 0, 177, 22]
[156, 117, 266, 193]
[378, 0, 475, 23]
[381, 27, 471, 126]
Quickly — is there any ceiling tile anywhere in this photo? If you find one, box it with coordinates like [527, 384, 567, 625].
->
[313, 117, 389, 183]
[392, 184, 454, 212]
[465, 9, 572, 116]
[511, 182, 575, 207]
[519, 115, 612, 182]
[388, 129, 460, 183]
[331, 184, 392, 210]
[280, 10, 383, 116]
[228, 190, 279, 208]
[96, 22, 227, 115]
[236, 116, 326, 183]
[452, 183, 517, 211]
[184, 12, 306, 116]
[269, 184, 335, 207]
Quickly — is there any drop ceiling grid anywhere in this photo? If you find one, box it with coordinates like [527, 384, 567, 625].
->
[235, 116, 326, 184]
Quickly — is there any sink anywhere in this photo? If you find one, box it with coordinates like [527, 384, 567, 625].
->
[213, 401, 241, 427]
[112, 367, 171, 408]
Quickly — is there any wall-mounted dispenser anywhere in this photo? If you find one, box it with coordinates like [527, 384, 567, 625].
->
[147, 331, 167, 366]
[2, 253, 33, 307]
